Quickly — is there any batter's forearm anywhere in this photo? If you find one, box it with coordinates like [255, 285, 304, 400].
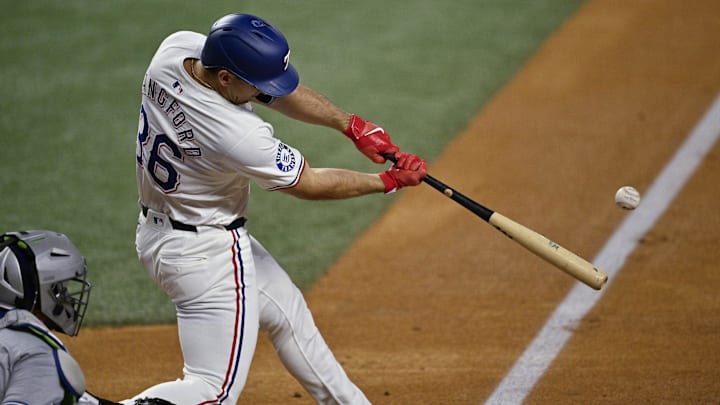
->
[283, 168, 385, 200]
[268, 85, 350, 132]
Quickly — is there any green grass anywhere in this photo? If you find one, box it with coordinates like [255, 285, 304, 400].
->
[0, 0, 583, 325]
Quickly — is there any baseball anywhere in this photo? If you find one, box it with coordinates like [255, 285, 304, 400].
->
[615, 186, 641, 210]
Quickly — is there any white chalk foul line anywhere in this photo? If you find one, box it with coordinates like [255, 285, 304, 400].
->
[484, 93, 720, 405]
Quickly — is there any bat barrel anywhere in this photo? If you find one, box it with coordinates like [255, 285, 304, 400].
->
[489, 212, 608, 290]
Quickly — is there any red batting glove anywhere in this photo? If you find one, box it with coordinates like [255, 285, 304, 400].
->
[378, 152, 427, 194]
[343, 114, 400, 164]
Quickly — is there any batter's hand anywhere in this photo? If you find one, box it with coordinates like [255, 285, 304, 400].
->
[379, 152, 427, 194]
[343, 114, 400, 164]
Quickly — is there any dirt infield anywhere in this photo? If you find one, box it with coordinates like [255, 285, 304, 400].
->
[67, 1, 720, 403]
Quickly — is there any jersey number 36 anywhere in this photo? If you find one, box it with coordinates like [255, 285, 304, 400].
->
[136, 105, 182, 193]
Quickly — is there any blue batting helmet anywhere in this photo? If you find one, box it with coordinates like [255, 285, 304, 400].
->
[201, 14, 299, 97]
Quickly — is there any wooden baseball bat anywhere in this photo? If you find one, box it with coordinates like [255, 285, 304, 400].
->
[384, 154, 608, 290]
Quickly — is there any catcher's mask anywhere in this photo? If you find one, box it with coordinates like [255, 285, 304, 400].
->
[0, 230, 91, 336]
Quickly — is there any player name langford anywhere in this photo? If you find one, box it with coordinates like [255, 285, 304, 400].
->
[141, 74, 199, 156]
[142, 74, 188, 129]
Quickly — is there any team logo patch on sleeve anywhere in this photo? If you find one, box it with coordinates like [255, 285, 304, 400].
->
[275, 143, 296, 172]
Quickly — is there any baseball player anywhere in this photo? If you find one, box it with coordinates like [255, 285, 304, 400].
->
[128, 13, 426, 405]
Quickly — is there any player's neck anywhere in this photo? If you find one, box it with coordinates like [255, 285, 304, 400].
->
[188, 59, 217, 92]
[185, 58, 253, 105]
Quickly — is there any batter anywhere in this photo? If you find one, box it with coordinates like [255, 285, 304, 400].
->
[128, 14, 427, 404]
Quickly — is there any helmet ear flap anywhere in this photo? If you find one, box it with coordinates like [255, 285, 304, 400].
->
[0, 234, 40, 311]
[15, 241, 40, 311]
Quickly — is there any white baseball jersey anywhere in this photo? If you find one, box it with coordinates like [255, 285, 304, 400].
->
[136, 31, 305, 226]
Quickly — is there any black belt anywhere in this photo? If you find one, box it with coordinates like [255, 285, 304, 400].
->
[141, 205, 246, 232]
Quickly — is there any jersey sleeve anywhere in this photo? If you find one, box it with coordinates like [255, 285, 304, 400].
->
[225, 124, 306, 191]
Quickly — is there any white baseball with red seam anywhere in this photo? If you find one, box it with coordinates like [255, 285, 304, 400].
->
[615, 186, 641, 210]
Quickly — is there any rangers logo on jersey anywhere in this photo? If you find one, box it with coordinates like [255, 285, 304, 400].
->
[275, 143, 296, 172]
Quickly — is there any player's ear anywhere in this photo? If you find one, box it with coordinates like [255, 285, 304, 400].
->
[217, 69, 235, 86]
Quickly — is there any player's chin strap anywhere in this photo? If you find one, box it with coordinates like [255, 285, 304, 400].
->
[255, 93, 277, 105]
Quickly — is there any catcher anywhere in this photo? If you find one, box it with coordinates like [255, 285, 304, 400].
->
[0, 230, 170, 405]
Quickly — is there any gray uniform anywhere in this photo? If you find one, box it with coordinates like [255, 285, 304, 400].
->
[0, 309, 84, 404]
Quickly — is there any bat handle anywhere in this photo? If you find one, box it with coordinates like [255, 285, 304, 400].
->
[381, 152, 398, 163]
[380, 153, 494, 221]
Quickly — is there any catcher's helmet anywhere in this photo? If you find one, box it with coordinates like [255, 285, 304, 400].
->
[0, 230, 91, 336]
[201, 14, 299, 98]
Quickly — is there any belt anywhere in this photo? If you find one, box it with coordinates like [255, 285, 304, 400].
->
[141, 205, 246, 232]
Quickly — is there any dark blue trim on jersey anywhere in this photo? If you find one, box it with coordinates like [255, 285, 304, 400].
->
[267, 155, 305, 191]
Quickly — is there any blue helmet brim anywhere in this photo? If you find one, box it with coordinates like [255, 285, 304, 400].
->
[253, 63, 299, 98]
